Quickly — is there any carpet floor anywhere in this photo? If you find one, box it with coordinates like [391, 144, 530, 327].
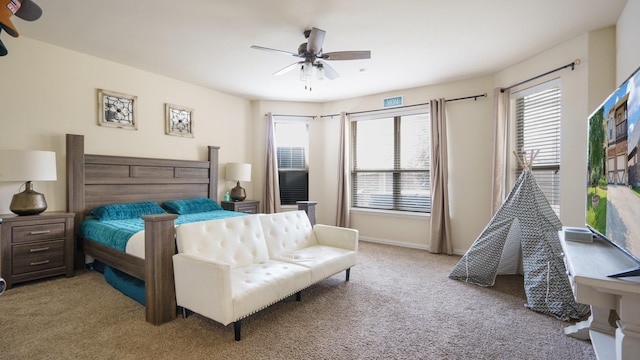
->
[0, 241, 595, 359]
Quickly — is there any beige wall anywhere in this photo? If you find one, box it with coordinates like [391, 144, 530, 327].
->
[617, 0, 640, 85]
[496, 33, 592, 228]
[321, 77, 494, 252]
[2, 0, 638, 255]
[0, 37, 254, 215]
[253, 76, 494, 253]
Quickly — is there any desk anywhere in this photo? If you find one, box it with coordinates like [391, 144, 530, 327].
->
[560, 230, 640, 360]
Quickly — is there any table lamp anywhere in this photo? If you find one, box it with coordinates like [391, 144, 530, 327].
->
[0, 150, 57, 215]
[225, 163, 251, 201]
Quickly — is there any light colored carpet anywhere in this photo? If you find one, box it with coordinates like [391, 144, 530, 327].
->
[0, 242, 594, 359]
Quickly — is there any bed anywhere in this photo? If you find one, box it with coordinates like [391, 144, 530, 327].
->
[66, 134, 224, 325]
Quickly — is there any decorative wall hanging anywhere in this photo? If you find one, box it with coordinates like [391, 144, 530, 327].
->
[165, 103, 194, 137]
[98, 89, 138, 130]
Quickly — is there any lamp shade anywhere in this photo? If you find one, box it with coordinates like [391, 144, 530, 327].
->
[225, 163, 251, 182]
[0, 150, 57, 182]
[0, 150, 57, 215]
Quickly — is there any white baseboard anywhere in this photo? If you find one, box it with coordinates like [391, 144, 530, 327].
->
[359, 236, 465, 255]
[359, 236, 429, 250]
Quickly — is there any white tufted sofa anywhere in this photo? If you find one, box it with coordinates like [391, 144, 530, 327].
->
[172, 210, 358, 341]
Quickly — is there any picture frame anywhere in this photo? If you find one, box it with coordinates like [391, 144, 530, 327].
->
[97, 89, 138, 130]
[165, 103, 194, 138]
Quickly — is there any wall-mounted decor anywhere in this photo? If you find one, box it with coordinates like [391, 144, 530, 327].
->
[98, 89, 138, 130]
[165, 103, 194, 137]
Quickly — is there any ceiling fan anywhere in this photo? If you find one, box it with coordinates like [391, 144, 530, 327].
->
[251, 27, 370, 89]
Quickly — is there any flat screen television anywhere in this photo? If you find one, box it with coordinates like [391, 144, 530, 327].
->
[586, 64, 640, 278]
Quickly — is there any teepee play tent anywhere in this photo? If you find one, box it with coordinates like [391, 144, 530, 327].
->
[449, 151, 589, 320]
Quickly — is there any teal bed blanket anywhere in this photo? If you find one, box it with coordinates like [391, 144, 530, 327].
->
[80, 210, 247, 252]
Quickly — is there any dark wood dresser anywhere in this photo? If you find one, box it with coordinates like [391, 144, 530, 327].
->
[1, 212, 75, 289]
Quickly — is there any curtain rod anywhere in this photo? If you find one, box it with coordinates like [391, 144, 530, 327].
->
[320, 92, 487, 118]
[500, 59, 581, 93]
[268, 114, 316, 118]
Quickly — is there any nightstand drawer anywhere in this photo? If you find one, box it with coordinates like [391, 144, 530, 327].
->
[236, 204, 258, 213]
[221, 200, 260, 214]
[12, 222, 67, 243]
[12, 240, 65, 275]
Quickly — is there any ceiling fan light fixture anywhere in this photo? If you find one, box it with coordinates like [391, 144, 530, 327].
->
[299, 64, 307, 81]
[303, 61, 312, 76]
[300, 61, 314, 81]
[316, 64, 325, 80]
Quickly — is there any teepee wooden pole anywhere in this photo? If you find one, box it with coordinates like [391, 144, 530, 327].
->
[529, 149, 539, 167]
[513, 150, 525, 169]
[514, 149, 540, 172]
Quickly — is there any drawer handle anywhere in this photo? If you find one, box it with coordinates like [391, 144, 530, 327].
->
[29, 230, 51, 235]
[30, 260, 50, 266]
[30, 247, 51, 253]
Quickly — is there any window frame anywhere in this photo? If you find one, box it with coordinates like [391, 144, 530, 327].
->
[510, 78, 562, 215]
[349, 106, 431, 214]
[273, 116, 310, 206]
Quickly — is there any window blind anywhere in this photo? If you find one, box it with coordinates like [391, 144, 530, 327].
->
[274, 120, 309, 205]
[351, 113, 430, 213]
[514, 82, 561, 213]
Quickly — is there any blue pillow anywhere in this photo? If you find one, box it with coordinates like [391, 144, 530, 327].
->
[90, 201, 166, 220]
[163, 197, 222, 215]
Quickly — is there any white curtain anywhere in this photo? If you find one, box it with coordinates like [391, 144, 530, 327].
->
[491, 88, 510, 215]
[263, 112, 281, 213]
[429, 98, 453, 255]
[336, 112, 350, 227]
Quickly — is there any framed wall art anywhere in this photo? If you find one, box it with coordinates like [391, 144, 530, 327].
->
[98, 89, 138, 130]
[165, 103, 194, 138]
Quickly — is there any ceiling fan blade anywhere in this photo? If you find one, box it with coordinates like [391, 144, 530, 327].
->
[251, 45, 300, 57]
[307, 27, 326, 54]
[318, 60, 339, 80]
[273, 62, 302, 76]
[322, 50, 371, 60]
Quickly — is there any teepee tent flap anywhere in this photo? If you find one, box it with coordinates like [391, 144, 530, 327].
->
[449, 162, 589, 320]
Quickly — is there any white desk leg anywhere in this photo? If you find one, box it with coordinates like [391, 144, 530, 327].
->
[616, 295, 640, 360]
[565, 305, 615, 340]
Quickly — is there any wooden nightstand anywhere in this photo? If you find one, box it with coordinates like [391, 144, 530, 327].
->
[221, 200, 260, 214]
[0, 212, 75, 289]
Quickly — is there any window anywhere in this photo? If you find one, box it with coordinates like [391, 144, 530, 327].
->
[513, 79, 561, 214]
[351, 110, 430, 213]
[274, 119, 309, 205]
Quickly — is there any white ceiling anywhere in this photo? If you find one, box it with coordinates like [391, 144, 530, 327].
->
[12, 0, 628, 102]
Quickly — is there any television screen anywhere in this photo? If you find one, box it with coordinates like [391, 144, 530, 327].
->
[586, 64, 640, 277]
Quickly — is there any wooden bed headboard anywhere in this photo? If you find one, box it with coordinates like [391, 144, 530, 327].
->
[65, 134, 220, 260]
[66, 134, 219, 215]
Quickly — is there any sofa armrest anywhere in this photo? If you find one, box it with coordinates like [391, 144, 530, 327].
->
[172, 253, 234, 325]
[313, 224, 359, 251]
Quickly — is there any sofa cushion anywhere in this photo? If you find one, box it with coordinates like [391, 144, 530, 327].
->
[176, 215, 269, 268]
[231, 260, 310, 320]
[259, 211, 317, 258]
[272, 245, 357, 284]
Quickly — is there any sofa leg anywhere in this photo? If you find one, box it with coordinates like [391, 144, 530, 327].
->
[234, 321, 242, 341]
[346, 268, 351, 281]
[296, 291, 302, 301]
